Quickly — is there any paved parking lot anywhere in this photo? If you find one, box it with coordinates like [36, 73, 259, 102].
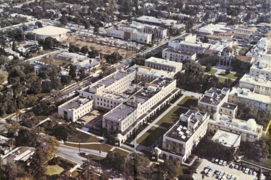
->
[193, 159, 262, 180]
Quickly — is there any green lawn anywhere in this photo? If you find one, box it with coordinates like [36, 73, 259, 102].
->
[218, 77, 226, 83]
[136, 126, 167, 147]
[155, 107, 188, 128]
[205, 68, 218, 75]
[178, 96, 198, 108]
[112, 148, 130, 156]
[175, 165, 189, 177]
[64, 143, 113, 152]
[218, 71, 241, 80]
[67, 131, 103, 143]
[43, 165, 64, 176]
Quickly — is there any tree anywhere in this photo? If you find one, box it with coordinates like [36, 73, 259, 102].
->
[53, 123, 75, 141]
[89, 59, 92, 72]
[15, 128, 38, 147]
[94, 24, 100, 34]
[60, 16, 68, 25]
[89, 49, 99, 58]
[61, 75, 71, 85]
[78, 68, 87, 79]
[1, 161, 24, 180]
[12, 41, 16, 51]
[69, 64, 77, 79]
[8, 138, 15, 149]
[69, 44, 80, 53]
[35, 21, 43, 28]
[0, 55, 9, 66]
[29, 81, 42, 94]
[205, 64, 211, 72]
[3, 121, 21, 137]
[80, 45, 89, 54]
[178, 174, 194, 180]
[100, 172, 111, 180]
[225, 68, 230, 74]
[50, 89, 67, 104]
[41, 81, 52, 93]
[42, 37, 60, 50]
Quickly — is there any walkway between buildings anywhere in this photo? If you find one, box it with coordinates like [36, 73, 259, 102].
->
[130, 95, 187, 146]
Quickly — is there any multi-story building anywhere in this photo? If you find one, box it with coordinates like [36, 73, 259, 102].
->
[198, 87, 230, 113]
[208, 113, 263, 142]
[69, 64, 181, 144]
[160, 110, 210, 162]
[106, 27, 152, 44]
[131, 21, 168, 38]
[162, 48, 197, 62]
[228, 87, 271, 111]
[136, 16, 177, 26]
[58, 97, 94, 121]
[232, 26, 257, 38]
[144, 57, 183, 72]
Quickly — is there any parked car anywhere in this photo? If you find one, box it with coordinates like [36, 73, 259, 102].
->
[215, 159, 219, 163]
[244, 168, 249, 174]
[242, 167, 246, 172]
[238, 166, 242, 171]
[234, 177, 238, 180]
[206, 172, 210, 177]
[211, 157, 216, 162]
[223, 161, 227, 166]
[234, 165, 239, 169]
[215, 170, 221, 175]
[219, 160, 223, 165]
[229, 164, 235, 168]
[226, 174, 232, 179]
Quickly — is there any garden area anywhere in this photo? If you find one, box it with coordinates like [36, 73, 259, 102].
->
[112, 148, 130, 156]
[64, 143, 113, 152]
[218, 71, 242, 80]
[136, 126, 167, 147]
[67, 130, 103, 143]
[155, 107, 188, 129]
[178, 96, 198, 108]
[204, 68, 217, 75]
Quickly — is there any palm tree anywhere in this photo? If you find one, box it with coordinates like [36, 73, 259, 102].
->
[34, 33, 36, 41]
[89, 59, 92, 72]
[8, 138, 15, 150]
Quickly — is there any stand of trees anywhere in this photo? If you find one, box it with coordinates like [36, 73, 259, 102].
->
[174, 60, 233, 93]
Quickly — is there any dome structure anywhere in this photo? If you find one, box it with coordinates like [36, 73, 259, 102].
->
[246, 119, 257, 131]
[115, 133, 123, 140]
[213, 113, 221, 121]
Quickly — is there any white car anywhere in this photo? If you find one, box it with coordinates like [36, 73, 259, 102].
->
[244, 168, 249, 174]
[215, 159, 219, 163]
[206, 172, 210, 177]
[234, 165, 239, 169]
[219, 160, 224, 165]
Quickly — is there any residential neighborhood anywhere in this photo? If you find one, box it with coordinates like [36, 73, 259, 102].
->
[0, 0, 270, 180]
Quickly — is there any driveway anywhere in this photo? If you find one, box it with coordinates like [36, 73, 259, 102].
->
[193, 159, 263, 180]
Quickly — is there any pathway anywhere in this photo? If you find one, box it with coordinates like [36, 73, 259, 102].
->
[152, 124, 168, 130]
[130, 95, 187, 146]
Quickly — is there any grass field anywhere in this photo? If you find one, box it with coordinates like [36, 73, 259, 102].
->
[155, 107, 188, 128]
[64, 143, 113, 152]
[178, 96, 198, 108]
[67, 131, 103, 143]
[218, 71, 241, 80]
[112, 148, 130, 156]
[136, 126, 167, 147]
[43, 165, 64, 176]
[218, 76, 226, 82]
[205, 68, 218, 75]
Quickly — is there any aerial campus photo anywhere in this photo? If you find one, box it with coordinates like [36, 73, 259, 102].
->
[0, 0, 271, 179]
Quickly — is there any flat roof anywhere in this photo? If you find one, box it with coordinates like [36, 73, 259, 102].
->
[104, 103, 136, 122]
[163, 48, 196, 55]
[212, 129, 240, 147]
[61, 97, 90, 109]
[145, 57, 182, 68]
[221, 102, 237, 110]
[33, 26, 69, 36]
[136, 16, 177, 26]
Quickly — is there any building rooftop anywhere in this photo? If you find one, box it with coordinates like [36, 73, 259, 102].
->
[233, 26, 257, 32]
[136, 16, 177, 26]
[2, 146, 35, 162]
[206, 34, 233, 41]
[165, 110, 207, 142]
[212, 129, 241, 148]
[61, 97, 90, 110]
[145, 57, 182, 68]
[199, 87, 228, 105]
[240, 73, 271, 88]
[104, 103, 136, 122]
[163, 48, 196, 55]
[221, 102, 237, 110]
[33, 26, 69, 36]
[230, 87, 271, 104]
[235, 55, 252, 62]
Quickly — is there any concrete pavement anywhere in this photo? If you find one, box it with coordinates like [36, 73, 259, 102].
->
[56, 144, 108, 165]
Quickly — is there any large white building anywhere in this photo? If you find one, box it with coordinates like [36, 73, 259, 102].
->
[61, 64, 181, 143]
[32, 26, 69, 41]
[136, 16, 177, 26]
[162, 48, 197, 62]
[198, 87, 231, 113]
[144, 57, 183, 73]
[130, 21, 168, 38]
[106, 26, 152, 44]
[160, 110, 210, 163]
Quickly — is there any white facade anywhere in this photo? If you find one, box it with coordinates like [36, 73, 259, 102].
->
[144, 57, 183, 72]
[58, 97, 94, 121]
[106, 27, 152, 44]
[162, 48, 197, 62]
